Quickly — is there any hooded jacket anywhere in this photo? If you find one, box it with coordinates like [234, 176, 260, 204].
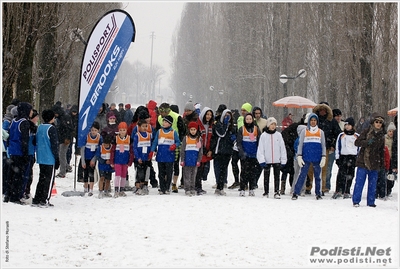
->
[210, 109, 235, 156]
[147, 100, 158, 128]
[197, 106, 214, 162]
[312, 103, 341, 150]
[52, 105, 73, 144]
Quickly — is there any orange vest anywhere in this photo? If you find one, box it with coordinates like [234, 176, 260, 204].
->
[85, 133, 101, 151]
[158, 129, 174, 146]
[100, 144, 112, 160]
[116, 135, 131, 152]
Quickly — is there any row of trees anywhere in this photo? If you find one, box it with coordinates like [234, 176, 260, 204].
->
[171, 3, 397, 121]
[2, 3, 124, 113]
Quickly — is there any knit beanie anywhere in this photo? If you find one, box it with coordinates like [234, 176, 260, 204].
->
[332, 109, 342, 117]
[163, 115, 173, 125]
[344, 117, 355, 127]
[216, 104, 227, 114]
[188, 121, 198, 130]
[266, 117, 277, 127]
[241, 102, 253, 113]
[42, 109, 55, 123]
[118, 122, 128, 130]
[184, 101, 194, 111]
[125, 104, 131, 109]
[387, 122, 396, 131]
[107, 111, 116, 119]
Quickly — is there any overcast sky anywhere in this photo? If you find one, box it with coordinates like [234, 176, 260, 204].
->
[123, 2, 185, 91]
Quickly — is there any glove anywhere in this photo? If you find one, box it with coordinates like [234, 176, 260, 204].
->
[55, 158, 60, 170]
[320, 156, 326, 167]
[297, 156, 305, 168]
[180, 162, 185, 167]
[367, 138, 374, 145]
[148, 151, 154, 160]
[230, 134, 236, 142]
[259, 162, 266, 168]
[223, 114, 231, 125]
[169, 144, 176, 151]
[280, 163, 286, 170]
[335, 158, 342, 166]
[196, 162, 201, 167]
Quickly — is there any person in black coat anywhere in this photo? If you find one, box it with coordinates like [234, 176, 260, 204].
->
[210, 108, 236, 195]
[52, 104, 73, 178]
[280, 121, 300, 194]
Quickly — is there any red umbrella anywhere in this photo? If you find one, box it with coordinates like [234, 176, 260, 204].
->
[387, 107, 398, 116]
[273, 96, 317, 108]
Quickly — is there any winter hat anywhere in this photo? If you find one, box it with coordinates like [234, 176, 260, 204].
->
[387, 122, 396, 131]
[119, 103, 124, 107]
[241, 102, 253, 113]
[194, 103, 201, 110]
[42, 109, 55, 123]
[70, 105, 78, 113]
[344, 117, 355, 127]
[118, 122, 128, 130]
[110, 103, 116, 107]
[216, 104, 227, 114]
[163, 115, 173, 125]
[107, 111, 116, 119]
[159, 103, 171, 113]
[10, 106, 18, 117]
[266, 117, 277, 127]
[125, 104, 131, 109]
[332, 109, 342, 117]
[304, 113, 311, 124]
[188, 121, 198, 130]
[184, 101, 194, 111]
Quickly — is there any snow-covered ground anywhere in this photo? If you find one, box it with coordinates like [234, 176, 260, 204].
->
[1, 158, 398, 268]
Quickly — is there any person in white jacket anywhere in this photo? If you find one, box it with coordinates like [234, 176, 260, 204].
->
[257, 117, 287, 199]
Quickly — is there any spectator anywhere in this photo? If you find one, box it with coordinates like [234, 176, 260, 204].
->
[146, 100, 158, 129]
[109, 103, 120, 124]
[281, 113, 294, 131]
[52, 104, 73, 178]
[123, 104, 134, 125]
[352, 113, 385, 207]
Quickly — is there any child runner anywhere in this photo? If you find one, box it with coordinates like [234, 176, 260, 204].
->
[32, 109, 59, 207]
[180, 121, 203, 196]
[238, 113, 261, 196]
[133, 119, 153, 195]
[81, 121, 102, 196]
[97, 134, 114, 198]
[110, 122, 134, 197]
[150, 115, 181, 194]
[292, 113, 326, 200]
[332, 117, 359, 199]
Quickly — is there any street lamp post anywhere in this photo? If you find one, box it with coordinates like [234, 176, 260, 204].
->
[279, 69, 307, 116]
